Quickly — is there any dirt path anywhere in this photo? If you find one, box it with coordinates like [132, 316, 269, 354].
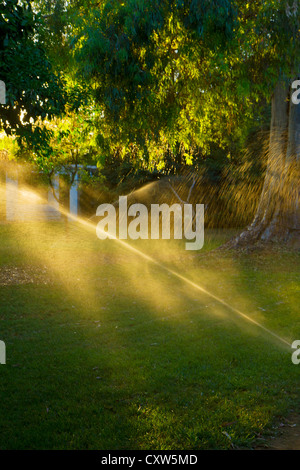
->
[255, 415, 300, 450]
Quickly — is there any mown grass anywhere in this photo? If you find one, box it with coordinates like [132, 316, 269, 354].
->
[0, 221, 299, 449]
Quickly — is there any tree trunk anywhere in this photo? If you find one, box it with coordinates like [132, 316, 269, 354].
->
[227, 78, 300, 248]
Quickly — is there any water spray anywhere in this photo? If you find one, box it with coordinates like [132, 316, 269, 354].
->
[61, 206, 292, 351]
[1, 179, 291, 351]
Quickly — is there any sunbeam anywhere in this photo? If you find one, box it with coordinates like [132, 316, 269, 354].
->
[60, 203, 292, 351]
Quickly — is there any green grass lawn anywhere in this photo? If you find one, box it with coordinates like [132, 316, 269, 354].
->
[0, 221, 299, 449]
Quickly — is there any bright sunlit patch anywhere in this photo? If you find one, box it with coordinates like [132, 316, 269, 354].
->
[62, 207, 291, 350]
[0, 176, 291, 351]
[17, 187, 44, 204]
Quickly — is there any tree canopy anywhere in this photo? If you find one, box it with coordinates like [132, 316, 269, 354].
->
[73, 0, 298, 169]
[0, 0, 66, 155]
[0, 0, 299, 196]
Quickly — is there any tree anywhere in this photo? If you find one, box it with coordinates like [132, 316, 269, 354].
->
[74, 0, 240, 165]
[227, 0, 300, 246]
[75, 0, 299, 245]
[44, 108, 99, 209]
[0, 0, 66, 155]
